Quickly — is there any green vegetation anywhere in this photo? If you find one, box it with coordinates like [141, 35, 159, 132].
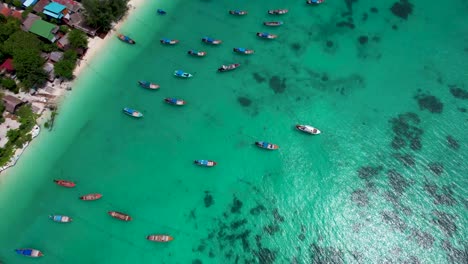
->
[0, 105, 37, 166]
[82, 0, 129, 31]
[1, 78, 18, 93]
[0, 94, 5, 124]
[59, 25, 69, 34]
[68, 29, 88, 49]
[54, 50, 78, 79]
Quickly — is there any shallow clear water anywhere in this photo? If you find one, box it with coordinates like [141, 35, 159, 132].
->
[0, 0, 467, 263]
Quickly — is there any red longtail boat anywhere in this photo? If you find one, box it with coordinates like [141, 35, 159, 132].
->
[54, 179, 76, 188]
[79, 193, 102, 201]
[108, 211, 132, 221]
[147, 235, 173, 242]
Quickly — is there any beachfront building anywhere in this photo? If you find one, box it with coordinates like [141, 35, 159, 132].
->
[57, 32, 70, 50]
[0, 58, 15, 75]
[53, 0, 81, 13]
[33, 0, 50, 14]
[43, 2, 68, 20]
[64, 12, 97, 36]
[21, 13, 40, 31]
[0, 4, 23, 20]
[28, 19, 59, 42]
[2, 95, 26, 114]
[49, 51, 63, 62]
[22, 0, 39, 8]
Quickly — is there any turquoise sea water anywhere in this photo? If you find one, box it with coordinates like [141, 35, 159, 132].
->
[1, 0, 467, 263]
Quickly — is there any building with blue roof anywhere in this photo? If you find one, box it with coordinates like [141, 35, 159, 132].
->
[23, 0, 38, 8]
[43, 2, 67, 20]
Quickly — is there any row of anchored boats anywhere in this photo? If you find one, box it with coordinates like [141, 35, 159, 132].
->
[15, 3, 325, 259]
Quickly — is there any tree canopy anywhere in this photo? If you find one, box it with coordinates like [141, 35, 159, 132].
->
[3, 31, 42, 56]
[82, 0, 129, 31]
[68, 29, 88, 49]
[13, 49, 47, 88]
[54, 50, 78, 79]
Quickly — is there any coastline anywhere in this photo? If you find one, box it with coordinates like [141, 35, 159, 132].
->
[0, 0, 144, 175]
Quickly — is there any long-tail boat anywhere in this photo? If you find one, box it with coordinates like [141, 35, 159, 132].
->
[15, 249, 43, 257]
[108, 211, 132, 221]
[147, 235, 174, 242]
[117, 34, 136, 44]
[53, 179, 76, 188]
[80, 193, 102, 201]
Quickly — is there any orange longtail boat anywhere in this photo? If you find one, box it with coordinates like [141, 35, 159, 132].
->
[147, 235, 173, 242]
[54, 179, 76, 188]
[108, 211, 132, 221]
[79, 193, 102, 201]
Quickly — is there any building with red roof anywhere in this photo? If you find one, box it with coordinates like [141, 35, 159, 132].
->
[0, 58, 15, 73]
[0, 4, 23, 20]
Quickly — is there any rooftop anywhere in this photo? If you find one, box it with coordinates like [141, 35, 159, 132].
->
[29, 19, 58, 42]
[23, 0, 38, 7]
[33, 0, 50, 13]
[53, 0, 80, 13]
[21, 13, 40, 31]
[44, 2, 66, 13]
[0, 58, 15, 72]
[49, 51, 63, 62]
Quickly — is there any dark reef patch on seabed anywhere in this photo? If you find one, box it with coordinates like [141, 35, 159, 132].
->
[389, 112, 423, 151]
[390, 0, 414, 20]
[428, 162, 444, 176]
[381, 210, 407, 232]
[237, 96, 252, 107]
[310, 243, 344, 264]
[204, 191, 214, 208]
[252, 72, 266, 83]
[269, 76, 287, 94]
[449, 85, 468, 99]
[432, 211, 457, 237]
[230, 196, 243, 213]
[358, 165, 383, 179]
[409, 228, 435, 249]
[441, 240, 468, 264]
[446, 135, 460, 150]
[414, 93, 443, 113]
[424, 183, 457, 206]
[387, 169, 409, 194]
[393, 153, 415, 167]
[351, 189, 369, 206]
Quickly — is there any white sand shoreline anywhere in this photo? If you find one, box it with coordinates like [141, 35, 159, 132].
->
[0, 0, 145, 175]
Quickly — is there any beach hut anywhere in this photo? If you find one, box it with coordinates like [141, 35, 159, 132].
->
[23, 0, 39, 8]
[21, 13, 40, 31]
[2, 95, 26, 114]
[0, 58, 15, 74]
[57, 33, 70, 50]
[49, 51, 63, 62]
[29, 19, 59, 42]
[43, 2, 67, 20]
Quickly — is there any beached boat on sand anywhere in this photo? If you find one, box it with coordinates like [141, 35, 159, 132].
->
[255, 141, 279, 150]
[49, 214, 72, 223]
[194, 160, 217, 167]
[257, 32, 277, 39]
[229, 10, 247, 16]
[202, 37, 222, 45]
[15, 249, 43, 258]
[117, 34, 135, 44]
[80, 193, 102, 201]
[233, 48, 254, 54]
[264, 21, 284, 26]
[123, 108, 143, 118]
[160, 38, 179, 45]
[306, 0, 324, 5]
[138, 81, 160, 90]
[174, 70, 193, 78]
[108, 211, 132, 221]
[296, 125, 321, 135]
[165, 98, 186, 106]
[54, 179, 76, 188]
[147, 235, 174, 242]
[188, 50, 207, 57]
[268, 9, 288, 15]
[218, 63, 240, 72]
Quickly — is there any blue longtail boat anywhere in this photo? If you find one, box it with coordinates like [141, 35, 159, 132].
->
[15, 249, 43, 257]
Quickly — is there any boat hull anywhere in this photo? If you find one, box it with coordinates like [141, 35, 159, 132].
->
[218, 63, 240, 72]
[15, 249, 43, 257]
[202, 37, 222, 45]
[147, 235, 174, 242]
[268, 9, 288, 15]
[117, 34, 135, 44]
[188, 50, 207, 57]
[174, 70, 193, 78]
[54, 179, 76, 188]
[50, 215, 72, 223]
[123, 108, 143, 118]
[296, 125, 321, 135]
[194, 160, 217, 167]
[233, 48, 254, 54]
[108, 211, 132, 221]
[229, 10, 247, 16]
[165, 98, 186, 106]
[255, 141, 279, 150]
[307, 0, 324, 4]
[160, 39, 179, 45]
[80, 193, 102, 201]
[257, 32, 277, 39]
[264, 21, 283, 26]
[138, 81, 160, 90]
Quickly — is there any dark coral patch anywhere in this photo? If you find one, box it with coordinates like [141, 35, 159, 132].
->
[424, 183, 457, 206]
[231, 219, 247, 229]
[428, 162, 444, 176]
[358, 35, 368, 45]
[409, 228, 435, 249]
[263, 224, 280, 235]
[358, 165, 383, 179]
[393, 153, 415, 167]
[370, 7, 378, 13]
[192, 259, 202, 264]
[272, 209, 285, 222]
[458, 107, 466, 112]
[326, 40, 334, 47]
[449, 86, 468, 99]
[269, 76, 287, 94]
[392, 24, 398, 30]
[291, 42, 301, 51]
[361, 13, 368, 21]
[441, 240, 467, 264]
[381, 211, 407, 231]
[250, 205, 266, 215]
[351, 189, 369, 206]
[415, 94, 443, 113]
[253, 72, 266, 83]
[231, 196, 243, 213]
[204, 192, 214, 208]
[310, 243, 344, 264]
[336, 21, 355, 29]
[255, 248, 276, 264]
[446, 135, 460, 150]
[388, 170, 409, 194]
[321, 74, 329, 82]
[390, 0, 414, 20]
[238, 96, 252, 107]
[433, 211, 457, 237]
[389, 112, 423, 151]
